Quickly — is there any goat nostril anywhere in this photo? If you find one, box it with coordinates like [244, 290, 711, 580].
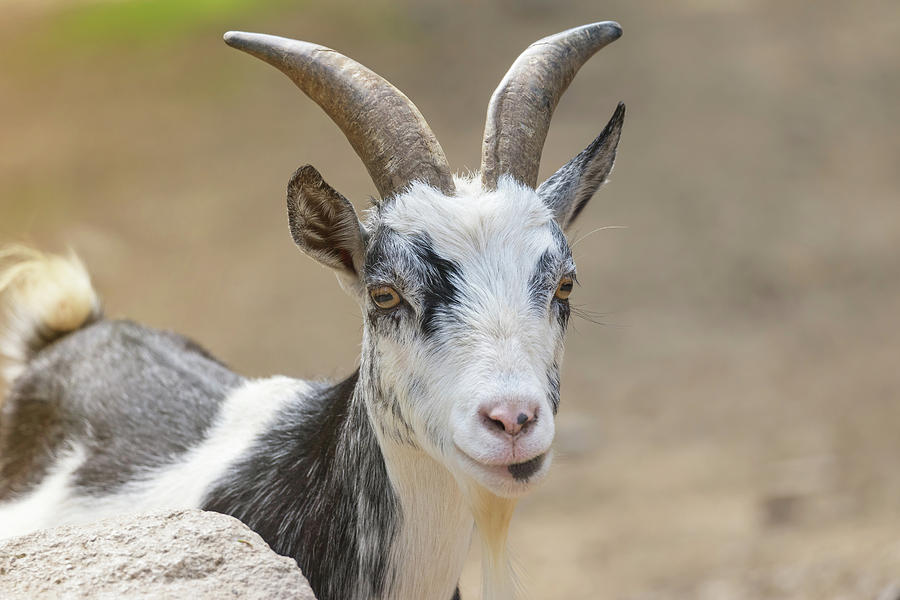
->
[489, 417, 507, 432]
[516, 413, 528, 426]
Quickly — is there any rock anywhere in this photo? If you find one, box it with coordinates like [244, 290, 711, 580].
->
[0, 509, 317, 600]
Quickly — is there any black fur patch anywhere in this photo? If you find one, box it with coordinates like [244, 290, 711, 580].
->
[528, 249, 557, 311]
[508, 453, 545, 481]
[364, 229, 463, 340]
[555, 296, 571, 330]
[410, 235, 463, 339]
[527, 226, 574, 329]
[201, 371, 401, 600]
[365, 230, 462, 336]
[363, 226, 399, 283]
[547, 365, 561, 414]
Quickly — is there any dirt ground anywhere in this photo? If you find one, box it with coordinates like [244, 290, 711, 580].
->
[1, 0, 899, 598]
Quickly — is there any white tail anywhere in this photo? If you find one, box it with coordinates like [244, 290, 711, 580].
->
[0, 246, 100, 387]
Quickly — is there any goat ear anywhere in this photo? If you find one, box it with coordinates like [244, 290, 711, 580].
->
[537, 102, 625, 231]
[287, 165, 366, 281]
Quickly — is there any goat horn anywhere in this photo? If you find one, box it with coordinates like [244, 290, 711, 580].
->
[480, 21, 622, 190]
[224, 32, 455, 200]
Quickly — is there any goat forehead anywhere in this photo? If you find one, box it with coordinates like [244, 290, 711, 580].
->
[372, 176, 561, 268]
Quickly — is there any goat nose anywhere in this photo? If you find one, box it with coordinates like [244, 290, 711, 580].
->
[481, 403, 537, 436]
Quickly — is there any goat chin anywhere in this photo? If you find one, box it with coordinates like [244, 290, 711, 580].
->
[463, 481, 520, 600]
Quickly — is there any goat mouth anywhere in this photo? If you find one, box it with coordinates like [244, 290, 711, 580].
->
[507, 454, 546, 481]
[453, 443, 550, 487]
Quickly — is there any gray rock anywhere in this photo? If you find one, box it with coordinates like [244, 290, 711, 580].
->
[0, 509, 317, 600]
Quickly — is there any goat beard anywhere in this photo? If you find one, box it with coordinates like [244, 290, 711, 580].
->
[464, 483, 520, 600]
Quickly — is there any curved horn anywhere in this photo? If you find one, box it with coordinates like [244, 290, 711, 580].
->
[480, 21, 622, 190]
[224, 32, 455, 200]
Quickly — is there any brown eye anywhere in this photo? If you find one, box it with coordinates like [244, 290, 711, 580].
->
[555, 276, 574, 300]
[370, 286, 402, 309]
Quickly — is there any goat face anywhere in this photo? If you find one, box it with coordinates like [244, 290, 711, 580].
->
[360, 176, 568, 497]
[284, 102, 623, 499]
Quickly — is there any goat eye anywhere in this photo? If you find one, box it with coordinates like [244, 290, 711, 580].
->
[370, 286, 402, 309]
[555, 276, 574, 300]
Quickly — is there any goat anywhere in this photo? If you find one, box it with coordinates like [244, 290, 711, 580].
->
[0, 22, 625, 600]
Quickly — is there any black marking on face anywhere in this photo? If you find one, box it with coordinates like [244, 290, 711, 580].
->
[553, 225, 575, 331]
[409, 234, 463, 339]
[528, 249, 557, 311]
[364, 236, 412, 334]
[364, 228, 463, 340]
[528, 223, 576, 318]
[555, 296, 571, 330]
[508, 453, 546, 481]
[547, 365, 561, 414]
[363, 226, 407, 294]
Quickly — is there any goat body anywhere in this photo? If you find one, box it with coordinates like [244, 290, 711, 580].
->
[0, 23, 626, 600]
[1, 317, 448, 598]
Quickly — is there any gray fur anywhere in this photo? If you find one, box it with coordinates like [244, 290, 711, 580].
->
[0, 320, 242, 500]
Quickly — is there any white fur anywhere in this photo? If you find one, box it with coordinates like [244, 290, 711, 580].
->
[0, 377, 308, 540]
[0, 445, 87, 539]
[378, 434, 474, 599]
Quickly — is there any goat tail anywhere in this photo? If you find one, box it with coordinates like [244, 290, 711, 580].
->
[0, 245, 101, 387]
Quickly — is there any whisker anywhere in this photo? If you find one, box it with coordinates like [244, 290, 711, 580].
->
[570, 304, 628, 328]
[571, 225, 628, 248]
[571, 305, 609, 326]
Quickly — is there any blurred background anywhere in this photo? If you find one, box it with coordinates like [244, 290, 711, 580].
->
[1, 0, 898, 597]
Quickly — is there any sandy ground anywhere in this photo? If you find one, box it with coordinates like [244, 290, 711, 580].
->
[1, 0, 899, 597]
